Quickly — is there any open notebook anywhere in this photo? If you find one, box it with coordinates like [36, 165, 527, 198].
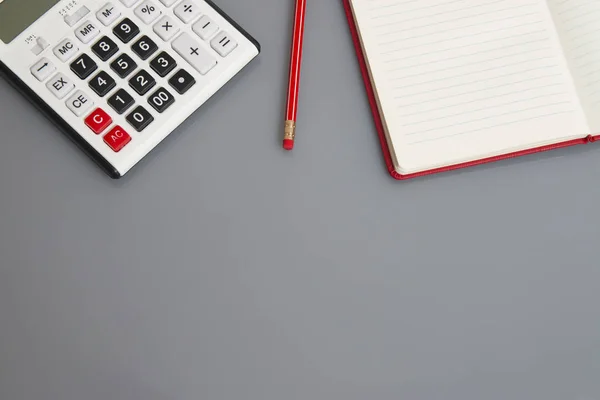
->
[343, 0, 600, 179]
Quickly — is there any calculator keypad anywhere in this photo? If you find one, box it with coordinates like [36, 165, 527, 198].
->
[89, 71, 117, 97]
[110, 53, 138, 78]
[46, 73, 75, 99]
[149, 51, 177, 76]
[53, 39, 79, 62]
[174, 1, 201, 23]
[113, 18, 140, 43]
[96, 3, 121, 26]
[168, 69, 195, 94]
[92, 36, 119, 61]
[108, 89, 135, 114]
[134, 0, 162, 24]
[148, 87, 175, 113]
[129, 69, 156, 95]
[75, 20, 101, 43]
[85, 108, 113, 134]
[132, 36, 159, 60]
[66, 90, 95, 116]
[104, 126, 132, 152]
[29, 0, 250, 159]
[192, 15, 218, 40]
[70, 54, 98, 79]
[172, 33, 216, 75]
[153, 15, 180, 41]
[31, 58, 56, 81]
[126, 106, 154, 132]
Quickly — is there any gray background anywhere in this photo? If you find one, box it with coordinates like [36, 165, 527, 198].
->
[1, 1, 600, 399]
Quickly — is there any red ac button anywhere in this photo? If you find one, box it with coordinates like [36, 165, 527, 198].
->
[103, 126, 131, 152]
[85, 108, 112, 134]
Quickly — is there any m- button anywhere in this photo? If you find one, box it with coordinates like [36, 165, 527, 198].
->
[53, 38, 79, 62]
[75, 20, 100, 43]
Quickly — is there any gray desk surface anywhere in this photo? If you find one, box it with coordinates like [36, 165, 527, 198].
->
[2, 1, 600, 399]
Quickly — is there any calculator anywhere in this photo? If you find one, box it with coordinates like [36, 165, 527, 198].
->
[0, 0, 260, 178]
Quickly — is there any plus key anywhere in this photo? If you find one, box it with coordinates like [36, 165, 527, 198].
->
[172, 33, 217, 75]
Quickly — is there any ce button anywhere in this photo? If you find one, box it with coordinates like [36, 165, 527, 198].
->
[66, 90, 95, 117]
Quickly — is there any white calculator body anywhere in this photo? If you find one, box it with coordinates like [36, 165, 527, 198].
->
[0, 0, 260, 178]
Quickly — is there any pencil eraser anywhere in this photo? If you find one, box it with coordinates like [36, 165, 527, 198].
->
[283, 139, 294, 151]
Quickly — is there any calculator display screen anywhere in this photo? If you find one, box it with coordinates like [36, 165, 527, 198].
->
[0, 0, 61, 43]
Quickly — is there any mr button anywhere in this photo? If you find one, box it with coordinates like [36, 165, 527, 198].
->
[75, 20, 100, 44]
[66, 90, 94, 117]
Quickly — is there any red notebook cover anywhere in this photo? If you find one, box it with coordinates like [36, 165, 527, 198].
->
[342, 0, 599, 180]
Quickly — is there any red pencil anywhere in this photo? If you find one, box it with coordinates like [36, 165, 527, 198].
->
[283, 0, 307, 151]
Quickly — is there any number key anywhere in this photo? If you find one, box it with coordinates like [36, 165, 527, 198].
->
[148, 87, 175, 113]
[110, 53, 137, 78]
[70, 54, 98, 79]
[149, 51, 177, 77]
[108, 88, 135, 114]
[131, 36, 158, 60]
[89, 71, 117, 97]
[129, 69, 156, 95]
[92, 36, 119, 61]
[126, 105, 154, 132]
[113, 18, 140, 43]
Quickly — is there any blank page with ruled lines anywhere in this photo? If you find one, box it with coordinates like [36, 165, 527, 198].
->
[348, 0, 590, 175]
[548, 0, 600, 131]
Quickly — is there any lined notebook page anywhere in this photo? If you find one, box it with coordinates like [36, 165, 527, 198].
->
[349, 0, 588, 174]
[547, 0, 600, 131]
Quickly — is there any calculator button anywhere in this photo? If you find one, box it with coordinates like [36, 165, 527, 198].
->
[89, 71, 117, 97]
[210, 31, 237, 57]
[118, 0, 141, 7]
[110, 53, 138, 78]
[31, 37, 50, 56]
[66, 90, 94, 116]
[75, 20, 100, 44]
[172, 33, 216, 75]
[148, 87, 175, 113]
[131, 36, 158, 60]
[113, 18, 140, 43]
[64, 6, 90, 27]
[158, 0, 178, 6]
[192, 16, 218, 40]
[96, 3, 121, 26]
[129, 69, 156, 95]
[134, 0, 162, 24]
[53, 39, 79, 62]
[107, 88, 135, 114]
[126, 106, 154, 131]
[30, 58, 56, 81]
[168, 69, 195, 94]
[70, 54, 98, 79]
[85, 108, 113, 134]
[92, 36, 119, 61]
[104, 126, 132, 152]
[153, 15, 180, 41]
[173, 1, 201, 24]
[149, 51, 177, 77]
[46, 73, 75, 99]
